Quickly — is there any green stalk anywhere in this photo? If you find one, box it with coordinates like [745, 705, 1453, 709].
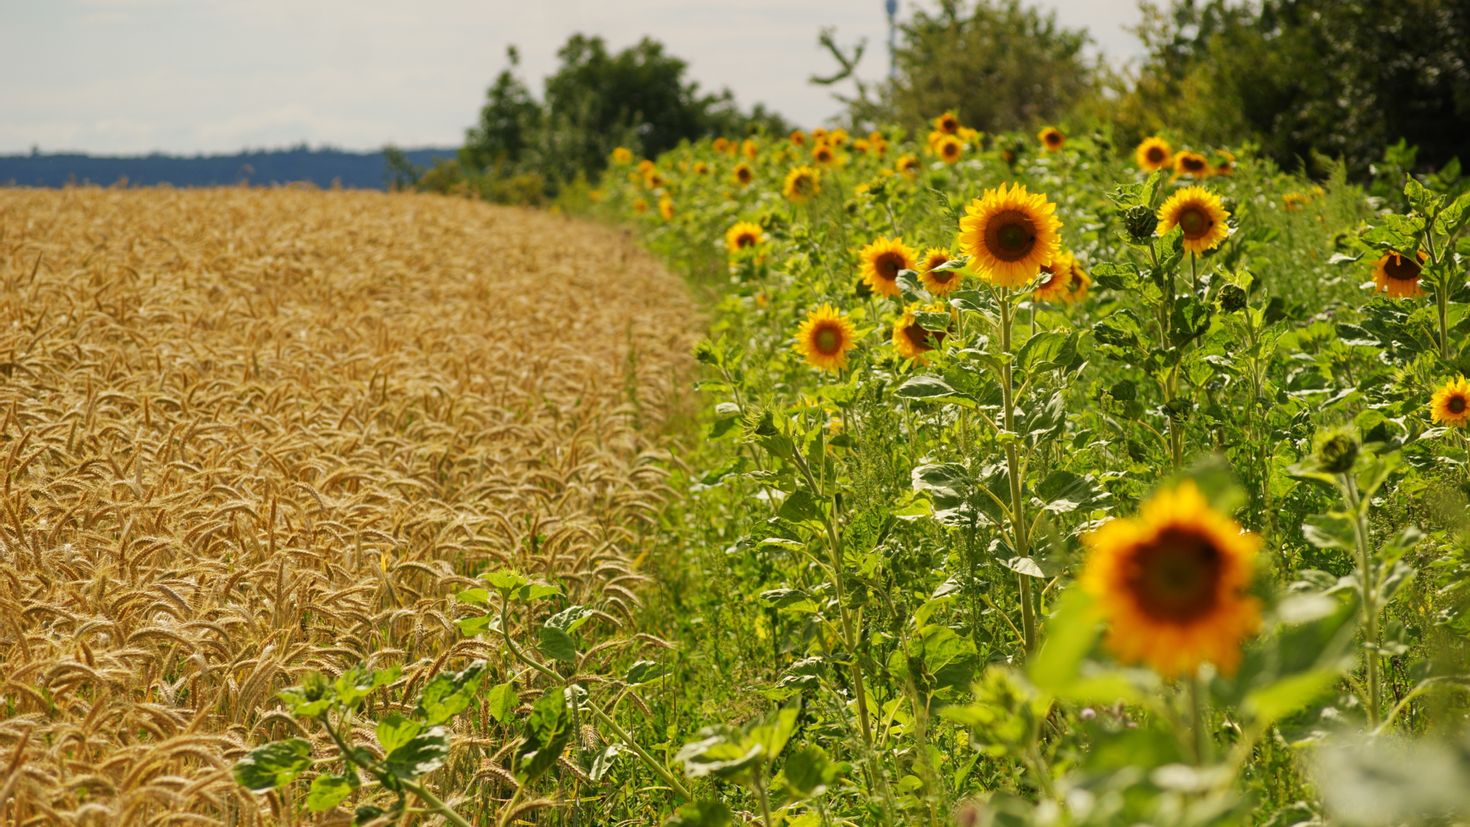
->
[999, 289, 1037, 654]
[1342, 475, 1382, 729]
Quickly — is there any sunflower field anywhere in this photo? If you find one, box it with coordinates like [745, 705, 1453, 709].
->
[560, 121, 1470, 826]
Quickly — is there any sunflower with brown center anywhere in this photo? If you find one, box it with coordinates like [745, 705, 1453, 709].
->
[918, 247, 963, 295]
[935, 135, 964, 164]
[1372, 250, 1428, 298]
[892, 304, 950, 361]
[896, 154, 921, 176]
[1082, 482, 1261, 678]
[658, 197, 674, 221]
[956, 182, 1063, 288]
[859, 236, 918, 298]
[1431, 376, 1470, 428]
[789, 130, 807, 146]
[1064, 258, 1091, 302]
[1135, 137, 1172, 172]
[812, 144, 837, 167]
[733, 163, 754, 187]
[1173, 151, 1211, 178]
[1157, 186, 1230, 254]
[794, 305, 857, 372]
[1038, 126, 1065, 151]
[1033, 251, 1079, 302]
[725, 221, 764, 254]
[783, 166, 820, 203]
[611, 146, 634, 165]
[934, 111, 961, 135]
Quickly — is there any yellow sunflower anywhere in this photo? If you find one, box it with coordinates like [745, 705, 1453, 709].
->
[693, 161, 710, 175]
[956, 182, 1063, 288]
[632, 198, 648, 214]
[611, 146, 634, 165]
[811, 127, 828, 143]
[725, 221, 763, 254]
[919, 247, 963, 295]
[1157, 186, 1230, 254]
[935, 135, 964, 164]
[794, 305, 857, 372]
[658, 197, 674, 221]
[1135, 137, 1172, 172]
[1372, 250, 1427, 298]
[812, 143, 837, 167]
[896, 154, 921, 176]
[1033, 251, 1078, 302]
[1431, 376, 1470, 428]
[733, 163, 755, 187]
[828, 128, 849, 146]
[742, 139, 758, 158]
[1065, 258, 1091, 303]
[1038, 126, 1065, 151]
[783, 166, 821, 204]
[790, 129, 807, 146]
[1215, 150, 1236, 176]
[636, 159, 656, 176]
[933, 111, 961, 135]
[859, 236, 918, 298]
[1081, 482, 1261, 678]
[1173, 151, 1211, 178]
[892, 304, 951, 362]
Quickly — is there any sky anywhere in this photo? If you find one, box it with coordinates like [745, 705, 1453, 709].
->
[0, 0, 1145, 156]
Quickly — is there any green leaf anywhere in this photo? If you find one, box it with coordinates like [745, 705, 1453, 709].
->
[376, 713, 422, 755]
[625, 660, 669, 686]
[894, 374, 966, 401]
[516, 688, 573, 783]
[545, 604, 596, 634]
[1303, 512, 1356, 552]
[777, 488, 823, 523]
[1028, 589, 1100, 695]
[486, 681, 517, 723]
[782, 744, 833, 799]
[305, 774, 354, 813]
[481, 569, 529, 595]
[384, 727, 450, 780]
[666, 800, 734, 827]
[417, 661, 486, 726]
[233, 739, 312, 790]
[1245, 669, 1343, 729]
[537, 625, 578, 663]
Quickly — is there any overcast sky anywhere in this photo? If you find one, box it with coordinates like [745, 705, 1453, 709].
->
[0, 0, 1144, 156]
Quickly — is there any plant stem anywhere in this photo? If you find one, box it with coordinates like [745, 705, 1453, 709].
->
[1189, 670, 1209, 765]
[1342, 474, 1382, 729]
[998, 289, 1037, 653]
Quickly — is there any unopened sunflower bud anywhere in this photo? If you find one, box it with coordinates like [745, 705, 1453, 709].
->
[1123, 205, 1158, 243]
[1218, 284, 1248, 312]
[1314, 427, 1359, 474]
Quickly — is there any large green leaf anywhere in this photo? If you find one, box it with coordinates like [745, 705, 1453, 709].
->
[233, 739, 312, 791]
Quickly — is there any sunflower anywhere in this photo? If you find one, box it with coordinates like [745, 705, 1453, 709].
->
[1081, 482, 1261, 678]
[956, 182, 1063, 288]
[1038, 126, 1065, 151]
[859, 236, 918, 298]
[919, 247, 962, 295]
[811, 127, 828, 143]
[1065, 258, 1091, 303]
[658, 197, 674, 221]
[1173, 151, 1211, 178]
[783, 166, 821, 203]
[644, 171, 665, 190]
[794, 305, 857, 372]
[892, 304, 950, 361]
[935, 135, 964, 164]
[712, 137, 731, 154]
[1033, 251, 1075, 302]
[896, 154, 921, 176]
[1372, 250, 1427, 298]
[789, 129, 807, 146]
[733, 163, 755, 187]
[1157, 186, 1230, 254]
[1135, 137, 1172, 172]
[1214, 150, 1236, 176]
[828, 128, 849, 147]
[1283, 192, 1308, 212]
[636, 159, 656, 176]
[1431, 376, 1470, 428]
[742, 139, 758, 159]
[611, 146, 634, 165]
[693, 161, 710, 175]
[725, 221, 763, 254]
[933, 111, 961, 135]
[853, 138, 871, 154]
[812, 143, 837, 167]
[632, 198, 648, 214]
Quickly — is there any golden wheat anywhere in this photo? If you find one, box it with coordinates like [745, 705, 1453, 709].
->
[0, 187, 697, 824]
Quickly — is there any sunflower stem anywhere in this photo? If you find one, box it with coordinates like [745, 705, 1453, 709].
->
[999, 288, 1037, 654]
[1342, 473, 1382, 729]
[1189, 670, 1210, 765]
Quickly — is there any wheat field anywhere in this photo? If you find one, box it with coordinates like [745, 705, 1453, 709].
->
[0, 187, 696, 824]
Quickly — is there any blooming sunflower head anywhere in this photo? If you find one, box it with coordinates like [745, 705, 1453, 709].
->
[933, 111, 961, 135]
[956, 182, 1063, 288]
[733, 163, 755, 186]
[1372, 250, 1427, 298]
[1431, 376, 1470, 428]
[1214, 150, 1236, 176]
[812, 143, 837, 167]
[742, 139, 758, 159]
[789, 129, 807, 146]
[783, 166, 821, 203]
[1064, 257, 1091, 303]
[1033, 251, 1078, 303]
[644, 171, 665, 190]
[1081, 481, 1262, 678]
[693, 161, 710, 175]
[795, 304, 857, 372]
[859, 236, 918, 298]
[725, 221, 764, 254]
[658, 197, 674, 221]
[896, 154, 921, 176]
[1038, 126, 1065, 151]
[919, 247, 963, 295]
[611, 146, 634, 165]
[1174, 151, 1211, 178]
[1157, 186, 1230, 254]
[712, 137, 731, 154]
[1135, 137, 1172, 172]
[892, 303, 951, 362]
[936, 135, 964, 164]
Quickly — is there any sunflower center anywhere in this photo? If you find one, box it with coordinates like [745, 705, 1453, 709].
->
[1183, 157, 1205, 172]
[1124, 527, 1225, 623]
[874, 252, 907, 281]
[1178, 206, 1212, 239]
[902, 322, 945, 351]
[943, 143, 959, 158]
[813, 324, 843, 355]
[1450, 395, 1467, 415]
[986, 211, 1038, 262]
[928, 267, 954, 284]
[1147, 146, 1166, 164]
[1069, 272, 1084, 292]
[737, 233, 756, 249]
[1037, 265, 1058, 288]
[1382, 253, 1421, 281]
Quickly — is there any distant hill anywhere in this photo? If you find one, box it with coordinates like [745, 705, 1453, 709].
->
[0, 146, 458, 190]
